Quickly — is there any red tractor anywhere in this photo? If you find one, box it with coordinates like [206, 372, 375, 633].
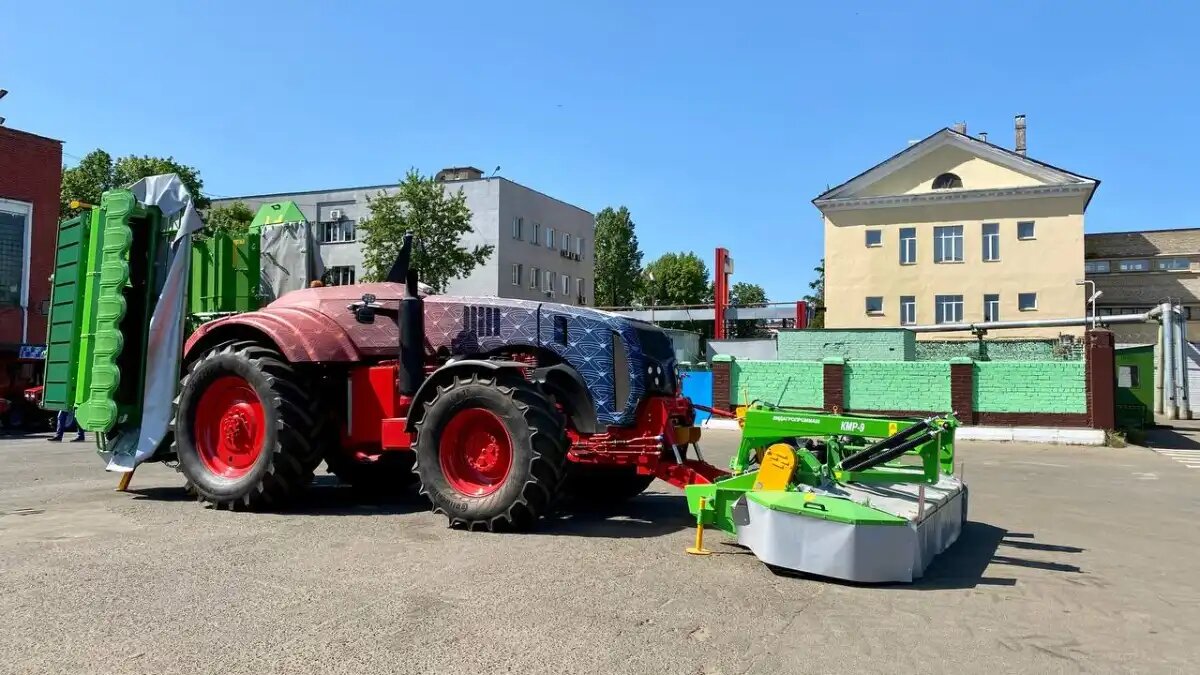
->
[166, 235, 723, 528]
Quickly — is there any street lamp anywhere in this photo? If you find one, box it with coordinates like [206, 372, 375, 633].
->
[1076, 279, 1102, 329]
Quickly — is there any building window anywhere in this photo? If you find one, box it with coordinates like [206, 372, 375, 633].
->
[899, 227, 916, 265]
[900, 296, 916, 325]
[561, 232, 570, 252]
[512, 216, 523, 240]
[530, 266, 540, 289]
[325, 266, 356, 286]
[561, 274, 570, 296]
[1117, 365, 1140, 389]
[984, 294, 1000, 322]
[865, 296, 883, 315]
[545, 270, 555, 295]
[1118, 259, 1150, 272]
[545, 227, 555, 248]
[576, 238, 585, 258]
[511, 263, 522, 286]
[981, 223, 1000, 262]
[1157, 258, 1190, 271]
[1018, 292, 1038, 311]
[1017, 221, 1036, 240]
[576, 278, 585, 304]
[532, 222, 541, 246]
[0, 201, 30, 308]
[1085, 260, 1110, 274]
[321, 220, 356, 243]
[933, 225, 963, 263]
[865, 230, 882, 247]
[932, 173, 963, 189]
[935, 295, 964, 324]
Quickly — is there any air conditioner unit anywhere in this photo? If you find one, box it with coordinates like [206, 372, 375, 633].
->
[329, 209, 344, 220]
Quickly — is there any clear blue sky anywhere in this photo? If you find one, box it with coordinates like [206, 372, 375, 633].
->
[4, 1, 1197, 302]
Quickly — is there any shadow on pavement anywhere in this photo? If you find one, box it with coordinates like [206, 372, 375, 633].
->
[127, 474, 430, 517]
[539, 492, 695, 539]
[1142, 427, 1200, 450]
[914, 526, 1084, 588]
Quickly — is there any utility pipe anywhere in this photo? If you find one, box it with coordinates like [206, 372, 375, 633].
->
[907, 307, 1162, 333]
[1176, 306, 1192, 420]
[1163, 302, 1177, 419]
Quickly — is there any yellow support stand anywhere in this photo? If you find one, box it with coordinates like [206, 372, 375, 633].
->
[115, 470, 134, 492]
[686, 497, 713, 556]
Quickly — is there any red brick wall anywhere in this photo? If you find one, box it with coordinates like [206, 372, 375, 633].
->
[0, 127, 63, 349]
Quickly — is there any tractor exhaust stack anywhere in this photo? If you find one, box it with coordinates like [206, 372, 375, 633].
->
[393, 234, 425, 397]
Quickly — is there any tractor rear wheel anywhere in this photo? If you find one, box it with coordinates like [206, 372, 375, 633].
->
[173, 342, 324, 510]
[412, 372, 567, 531]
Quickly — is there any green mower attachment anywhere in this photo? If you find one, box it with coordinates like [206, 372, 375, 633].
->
[686, 404, 966, 583]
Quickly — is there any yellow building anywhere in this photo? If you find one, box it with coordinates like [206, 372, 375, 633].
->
[813, 119, 1099, 339]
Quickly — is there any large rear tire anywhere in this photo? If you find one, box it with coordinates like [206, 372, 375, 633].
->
[173, 342, 324, 510]
[412, 372, 567, 531]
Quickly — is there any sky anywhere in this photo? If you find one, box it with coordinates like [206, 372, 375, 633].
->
[3, 1, 1198, 302]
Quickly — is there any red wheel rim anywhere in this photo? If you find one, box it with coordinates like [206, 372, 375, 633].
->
[438, 408, 514, 497]
[193, 375, 267, 479]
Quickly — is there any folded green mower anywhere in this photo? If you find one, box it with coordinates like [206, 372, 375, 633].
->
[686, 405, 966, 583]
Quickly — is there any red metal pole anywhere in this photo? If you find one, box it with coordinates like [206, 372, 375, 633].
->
[714, 247, 728, 339]
[795, 300, 808, 329]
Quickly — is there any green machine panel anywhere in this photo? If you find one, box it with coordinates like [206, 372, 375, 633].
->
[42, 210, 93, 411]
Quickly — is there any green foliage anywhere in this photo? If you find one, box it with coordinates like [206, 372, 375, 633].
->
[804, 258, 825, 328]
[358, 169, 493, 291]
[204, 201, 255, 237]
[730, 281, 769, 338]
[593, 206, 644, 307]
[640, 251, 712, 337]
[60, 149, 208, 217]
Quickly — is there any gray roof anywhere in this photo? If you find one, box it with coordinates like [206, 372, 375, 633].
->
[1085, 229, 1200, 259]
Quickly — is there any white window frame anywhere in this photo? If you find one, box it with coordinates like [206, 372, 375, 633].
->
[0, 199, 32, 337]
[933, 225, 964, 263]
[1017, 221, 1036, 240]
[1018, 292, 1038, 311]
[531, 222, 541, 246]
[576, 277, 585, 303]
[321, 220, 356, 244]
[512, 216, 523, 240]
[545, 270, 555, 295]
[511, 263, 522, 286]
[1085, 260, 1110, 274]
[1157, 257, 1190, 271]
[1118, 259, 1150, 272]
[326, 265, 356, 286]
[575, 238, 584, 257]
[865, 296, 883, 315]
[899, 296, 916, 325]
[981, 223, 1000, 262]
[865, 230, 882, 248]
[530, 266, 540, 290]
[899, 227, 916, 265]
[984, 294, 1000, 322]
[561, 232, 570, 252]
[545, 227, 555, 248]
[561, 274, 570, 296]
[935, 294, 964, 324]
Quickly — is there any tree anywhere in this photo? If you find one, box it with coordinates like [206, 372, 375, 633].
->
[804, 258, 825, 328]
[60, 150, 208, 217]
[729, 281, 769, 338]
[358, 169, 493, 291]
[204, 201, 255, 237]
[593, 206, 644, 307]
[640, 252, 711, 307]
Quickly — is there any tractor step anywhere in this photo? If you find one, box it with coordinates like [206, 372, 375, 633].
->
[732, 475, 966, 583]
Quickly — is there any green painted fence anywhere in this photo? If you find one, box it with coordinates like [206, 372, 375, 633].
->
[974, 361, 1086, 413]
[731, 360, 823, 408]
[844, 361, 951, 411]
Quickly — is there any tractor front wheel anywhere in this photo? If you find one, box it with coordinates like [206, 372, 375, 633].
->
[174, 342, 324, 510]
[412, 372, 567, 531]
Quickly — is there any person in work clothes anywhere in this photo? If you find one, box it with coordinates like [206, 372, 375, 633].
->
[48, 408, 85, 442]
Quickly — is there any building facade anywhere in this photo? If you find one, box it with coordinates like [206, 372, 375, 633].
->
[0, 126, 63, 354]
[814, 118, 1099, 339]
[1085, 228, 1200, 343]
[213, 168, 595, 304]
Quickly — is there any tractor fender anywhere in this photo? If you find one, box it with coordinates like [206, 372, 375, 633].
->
[184, 307, 360, 364]
[405, 359, 529, 432]
[530, 364, 600, 434]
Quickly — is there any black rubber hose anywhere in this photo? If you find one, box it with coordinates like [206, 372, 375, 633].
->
[840, 429, 936, 472]
[838, 421, 931, 469]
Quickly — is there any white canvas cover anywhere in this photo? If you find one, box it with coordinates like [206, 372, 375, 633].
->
[259, 221, 313, 302]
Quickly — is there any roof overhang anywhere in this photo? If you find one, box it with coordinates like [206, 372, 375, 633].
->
[814, 182, 1097, 212]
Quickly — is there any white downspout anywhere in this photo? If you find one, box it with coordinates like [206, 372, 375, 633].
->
[1163, 302, 1178, 419]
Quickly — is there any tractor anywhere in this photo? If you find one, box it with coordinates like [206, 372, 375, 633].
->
[45, 179, 719, 530]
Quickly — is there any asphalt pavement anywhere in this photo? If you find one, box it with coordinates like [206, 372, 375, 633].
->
[1, 430, 1198, 674]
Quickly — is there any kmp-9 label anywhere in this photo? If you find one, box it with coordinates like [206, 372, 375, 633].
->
[839, 420, 866, 433]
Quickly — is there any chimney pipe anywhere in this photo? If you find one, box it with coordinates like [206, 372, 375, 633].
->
[979, 131, 988, 143]
[952, 122, 967, 134]
[1015, 114, 1027, 156]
